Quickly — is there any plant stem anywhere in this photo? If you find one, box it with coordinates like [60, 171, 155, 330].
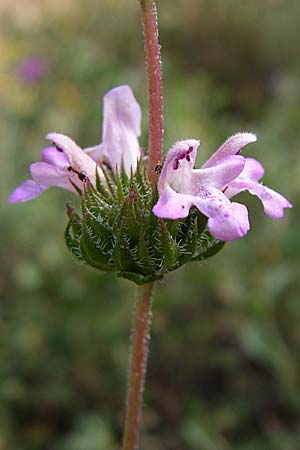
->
[121, 4, 161, 447]
[139, 0, 163, 185]
[121, 282, 155, 450]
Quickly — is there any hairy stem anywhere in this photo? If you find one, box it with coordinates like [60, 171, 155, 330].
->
[121, 282, 155, 450]
[139, 0, 163, 185]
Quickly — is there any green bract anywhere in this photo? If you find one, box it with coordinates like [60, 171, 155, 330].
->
[65, 162, 225, 285]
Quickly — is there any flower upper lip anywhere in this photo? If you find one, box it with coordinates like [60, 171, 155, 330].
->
[84, 85, 142, 176]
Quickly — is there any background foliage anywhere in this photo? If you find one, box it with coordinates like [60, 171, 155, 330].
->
[1, 0, 300, 449]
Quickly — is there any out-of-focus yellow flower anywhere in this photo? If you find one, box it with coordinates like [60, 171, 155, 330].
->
[54, 82, 81, 113]
[0, 73, 36, 115]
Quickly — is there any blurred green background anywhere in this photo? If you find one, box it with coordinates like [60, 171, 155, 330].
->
[1, 0, 300, 449]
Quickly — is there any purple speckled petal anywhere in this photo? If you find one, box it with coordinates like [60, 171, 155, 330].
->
[101, 85, 142, 175]
[158, 139, 200, 193]
[152, 185, 194, 219]
[206, 202, 250, 241]
[41, 146, 69, 169]
[8, 179, 47, 203]
[152, 183, 250, 241]
[227, 179, 292, 219]
[161, 139, 199, 168]
[202, 133, 257, 168]
[191, 155, 245, 191]
[30, 162, 75, 191]
[153, 131, 291, 241]
[192, 187, 250, 241]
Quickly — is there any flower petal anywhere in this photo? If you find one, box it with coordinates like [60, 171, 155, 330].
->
[191, 155, 245, 191]
[193, 187, 250, 241]
[46, 132, 99, 185]
[206, 202, 250, 241]
[101, 85, 142, 175]
[8, 179, 47, 203]
[41, 146, 69, 169]
[30, 162, 75, 191]
[84, 143, 104, 163]
[238, 157, 264, 181]
[158, 139, 200, 193]
[152, 185, 194, 219]
[227, 179, 292, 219]
[225, 158, 265, 198]
[202, 132, 257, 168]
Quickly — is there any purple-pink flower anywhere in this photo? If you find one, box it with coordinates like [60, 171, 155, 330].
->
[9, 85, 141, 203]
[9, 82, 292, 244]
[16, 55, 48, 83]
[152, 134, 292, 241]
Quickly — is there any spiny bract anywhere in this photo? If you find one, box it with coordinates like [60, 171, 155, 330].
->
[65, 161, 224, 285]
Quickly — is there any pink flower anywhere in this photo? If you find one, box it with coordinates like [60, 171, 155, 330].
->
[85, 85, 141, 176]
[17, 55, 48, 83]
[9, 85, 141, 203]
[152, 133, 292, 241]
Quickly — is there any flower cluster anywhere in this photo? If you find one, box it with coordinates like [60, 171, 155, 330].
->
[153, 134, 292, 241]
[9, 85, 141, 203]
[9, 85, 292, 282]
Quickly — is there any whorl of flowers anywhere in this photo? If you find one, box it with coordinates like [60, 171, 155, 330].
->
[9, 85, 292, 284]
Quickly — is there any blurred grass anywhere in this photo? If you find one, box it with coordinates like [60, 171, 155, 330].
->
[1, 0, 300, 449]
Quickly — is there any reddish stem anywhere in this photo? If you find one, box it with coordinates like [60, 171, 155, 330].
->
[121, 282, 154, 450]
[140, 0, 163, 185]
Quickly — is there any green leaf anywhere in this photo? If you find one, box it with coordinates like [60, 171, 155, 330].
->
[200, 239, 225, 260]
[135, 227, 153, 273]
[95, 168, 112, 202]
[65, 204, 83, 260]
[113, 212, 140, 273]
[100, 164, 116, 198]
[159, 219, 180, 271]
[192, 233, 225, 261]
[80, 225, 113, 272]
[117, 271, 162, 285]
